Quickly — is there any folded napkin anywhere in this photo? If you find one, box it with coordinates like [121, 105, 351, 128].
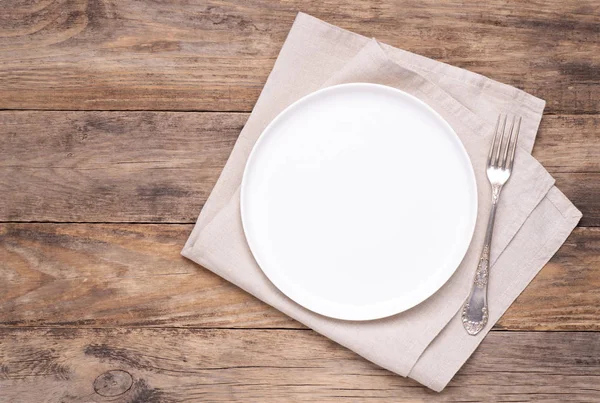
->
[182, 13, 581, 391]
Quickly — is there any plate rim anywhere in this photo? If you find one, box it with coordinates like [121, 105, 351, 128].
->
[240, 82, 478, 321]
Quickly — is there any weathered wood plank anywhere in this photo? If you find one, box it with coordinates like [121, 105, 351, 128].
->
[0, 223, 292, 328]
[0, 0, 598, 113]
[1, 224, 598, 330]
[554, 173, 600, 227]
[0, 328, 598, 401]
[1, 111, 598, 224]
[532, 114, 600, 173]
[0, 111, 242, 223]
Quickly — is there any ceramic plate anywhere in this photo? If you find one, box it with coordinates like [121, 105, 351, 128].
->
[241, 83, 477, 320]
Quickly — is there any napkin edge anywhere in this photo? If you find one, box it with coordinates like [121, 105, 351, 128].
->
[409, 185, 582, 392]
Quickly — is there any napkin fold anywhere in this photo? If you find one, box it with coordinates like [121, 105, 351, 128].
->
[182, 13, 581, 391]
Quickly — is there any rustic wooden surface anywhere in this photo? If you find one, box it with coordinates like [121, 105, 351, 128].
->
[0, 0, 598, 114]
[1, 329, 599, 402]
[1, 112, 599, 225]
[1, 0, 599, 401]
[1, 224, 599, 331]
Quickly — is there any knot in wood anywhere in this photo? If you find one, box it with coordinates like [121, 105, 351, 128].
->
[93, 370, 133, 397]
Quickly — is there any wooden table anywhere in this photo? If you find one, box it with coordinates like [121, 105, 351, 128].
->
[1, 1, 599, 401]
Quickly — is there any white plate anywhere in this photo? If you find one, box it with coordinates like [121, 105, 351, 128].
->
[241, 83, 477, 321]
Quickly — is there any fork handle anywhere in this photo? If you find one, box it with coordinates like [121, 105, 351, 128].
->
[461, 184, 502, 335]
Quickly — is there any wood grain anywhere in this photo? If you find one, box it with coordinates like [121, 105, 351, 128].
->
[2, 224, 598, 330]
[0, 328, 599, 402]
[0, 0, 598, 113]
[1, 111, 599, 224]
[0, 111, 242, 223]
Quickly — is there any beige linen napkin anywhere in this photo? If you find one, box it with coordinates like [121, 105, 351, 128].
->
[182, 13, 581, 391]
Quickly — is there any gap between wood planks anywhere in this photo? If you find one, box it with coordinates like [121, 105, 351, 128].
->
[0, 326, 599, 332]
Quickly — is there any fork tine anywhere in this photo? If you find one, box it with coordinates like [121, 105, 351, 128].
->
[493, 115, 508, 167]
[488, 114, 506, 167]
[507, 116, 521, 170]
[487, 114, 501, 167]
[501, 116, 516, 168]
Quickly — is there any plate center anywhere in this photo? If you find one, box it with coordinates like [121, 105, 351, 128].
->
[241, 83, 477, 320]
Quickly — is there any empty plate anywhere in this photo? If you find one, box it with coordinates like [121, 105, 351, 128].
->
[241, 83, 477, 320]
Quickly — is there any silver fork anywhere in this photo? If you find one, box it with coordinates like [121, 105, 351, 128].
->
[461, 114, 521, 336]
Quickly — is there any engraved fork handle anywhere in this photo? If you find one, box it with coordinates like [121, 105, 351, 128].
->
[461, 184, 502, 335]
